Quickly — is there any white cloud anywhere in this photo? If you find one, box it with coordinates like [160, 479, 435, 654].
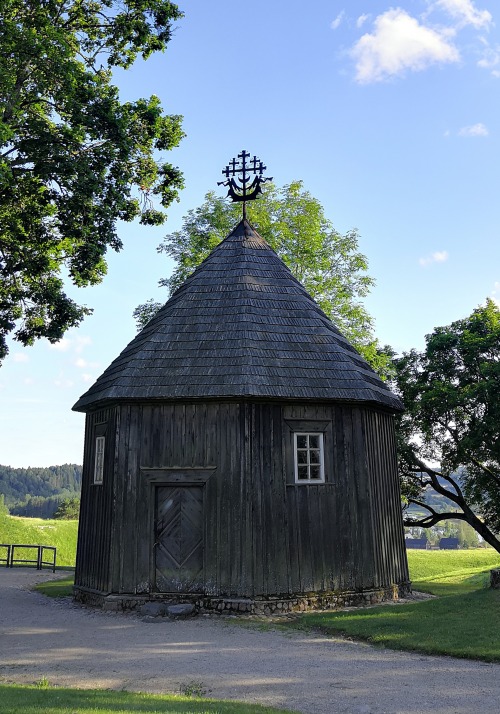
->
[74, 336, 91, 353]
[82, 373, 94, 383]
[478, 45, 500, 76]
[48, 338, 72, 352]
[47, 334, 91, 354]
[435, 0, 492, 29]
[331, 11, 345, 31]
[357, 14, 370, 28]
[419, 250, 449, 266]
[75, 355, 99, 371]
[491, 281, 500, 307]
[23, 377, 35, 385]
[351, 9, 459, 83]
[458, 122, 489, 136]
[54, 377, 75, 388]
[12, 352, 29, 363]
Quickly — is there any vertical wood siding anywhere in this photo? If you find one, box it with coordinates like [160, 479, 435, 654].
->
[75, 408, 116, 592]
[76, 399, 408, 598]
[363, 409, 410, 587]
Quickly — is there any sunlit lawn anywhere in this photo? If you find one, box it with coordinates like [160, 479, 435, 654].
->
[0, 514, 77, 567]
[289, 549, 500, 661]
[0, 684, 296, 714]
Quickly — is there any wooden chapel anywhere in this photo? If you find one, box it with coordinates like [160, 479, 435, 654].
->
[72, 154, 410, 613]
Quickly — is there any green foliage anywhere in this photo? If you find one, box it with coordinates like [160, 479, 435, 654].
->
[179, 680, 210, 698]
[0, 493, 9, 517]
[134, 182, 392, 375]
[53, 496, 80, 520]
[11, 496, 65, 519]
[0, 0, 185, 361]
[290, 550, 500, 662]
[393, 299, 500, 551]
[0, 462, 82, 516]
[0, 684, 296, 714]
[0, 514, 78, 566]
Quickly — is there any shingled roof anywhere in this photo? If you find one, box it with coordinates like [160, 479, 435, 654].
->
[73, 220, 403, 412]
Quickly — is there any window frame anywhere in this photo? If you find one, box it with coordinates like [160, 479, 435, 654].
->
[293, 432, 325, 484]
[93, 435, 105, 485]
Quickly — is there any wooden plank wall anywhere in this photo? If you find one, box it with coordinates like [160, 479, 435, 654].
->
[78, 400, 408, 598]
[282, 403, 377, 595]
[75, 407, 116, 592]
[363, 409, 410, 587]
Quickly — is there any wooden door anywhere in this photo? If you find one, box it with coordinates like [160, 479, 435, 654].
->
[154, 486, 204, 592]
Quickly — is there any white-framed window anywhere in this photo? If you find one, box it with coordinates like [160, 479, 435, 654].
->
[94, 436, 105, 485]
[294, 433, 325, 483]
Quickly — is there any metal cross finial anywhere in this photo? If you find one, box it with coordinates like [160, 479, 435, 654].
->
[218, 150, 272, 219]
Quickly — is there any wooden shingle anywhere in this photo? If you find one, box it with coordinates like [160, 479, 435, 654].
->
[73, 220, 402, 412]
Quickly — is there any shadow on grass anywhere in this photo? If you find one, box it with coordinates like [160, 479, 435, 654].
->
[295, 588, 500, 662]
[413, 570, 492, 596]
[0, 684, 295, 714]
[34, 576, 74, 598]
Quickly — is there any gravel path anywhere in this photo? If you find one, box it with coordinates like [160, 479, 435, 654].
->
[1, 568, 499, 714]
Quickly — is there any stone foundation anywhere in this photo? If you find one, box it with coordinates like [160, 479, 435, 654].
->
[73, 581, 412, 614]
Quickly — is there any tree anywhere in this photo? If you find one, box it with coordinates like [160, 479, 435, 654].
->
[393, 299, 500, 553]
[134, 182, 391, 373]
[0, 0, 185, 362]
[54, 496, 80, 520]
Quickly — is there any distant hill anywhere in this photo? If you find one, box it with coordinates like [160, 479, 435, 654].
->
[0, 464, 82, 518]
[406, 471, 467, 519]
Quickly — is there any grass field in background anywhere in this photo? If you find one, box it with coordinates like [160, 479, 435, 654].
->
[0, 514, 78, 567]
[0, 684, 296, 714]
[291, 549, 500, 661]
[407, 549, 500, 595]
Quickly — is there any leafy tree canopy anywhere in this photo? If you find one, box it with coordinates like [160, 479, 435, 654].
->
[0, 494, 9, 518]
[0, 462, 82, 506]
[134, 182, 391, 374]
[0, 0, 185, 361]
[54, 496, 80, 520]
[393, 298, 500, 553]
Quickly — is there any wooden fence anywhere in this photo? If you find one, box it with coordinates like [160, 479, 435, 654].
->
[0, 544, 57, 572]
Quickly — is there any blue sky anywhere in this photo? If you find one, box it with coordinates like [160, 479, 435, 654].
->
[1, 0, 499, 467]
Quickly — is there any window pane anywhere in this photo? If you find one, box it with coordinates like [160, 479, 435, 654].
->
[296, 435, 307, 449]
[309, 449, 320, 464]
[94, 436, 105, 484]
[310, 466, 321, 480]
[297, 450, 308, 464]
[309, 434, 320, 449]
[297, 466, 309, 480]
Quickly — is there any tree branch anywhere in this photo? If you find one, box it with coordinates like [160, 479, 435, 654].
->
[469, 456, 500, 487]
[403, 499, 467, 528]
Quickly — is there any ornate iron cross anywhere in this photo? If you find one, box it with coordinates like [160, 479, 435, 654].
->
[218, 150, 272, 219]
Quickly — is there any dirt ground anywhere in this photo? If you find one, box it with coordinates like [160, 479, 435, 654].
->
[1, 569, 499, 714]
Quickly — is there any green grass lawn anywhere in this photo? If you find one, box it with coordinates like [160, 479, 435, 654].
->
[34, 576, 74, 598]
[0, 514, 77, 567]
[292, 548, 500, 661]
[408, 548, 500, 595]
[0, 684, 296, 714]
